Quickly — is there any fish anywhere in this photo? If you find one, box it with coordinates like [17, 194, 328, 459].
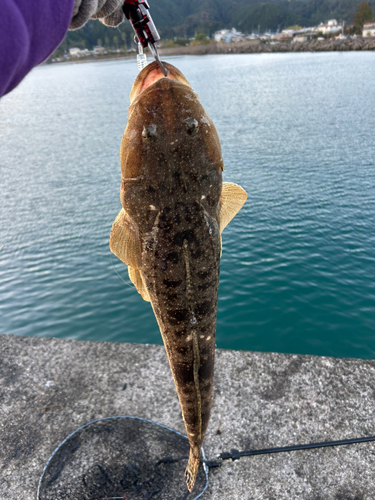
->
[109, 61, 247, 492]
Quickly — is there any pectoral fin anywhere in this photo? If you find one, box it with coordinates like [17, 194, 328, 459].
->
[109, 208, 142, 268]
[218, 182, 247, 233]
[128, 267, 150, 302]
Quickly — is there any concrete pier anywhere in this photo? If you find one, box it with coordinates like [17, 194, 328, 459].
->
[1, 333, 375, 499]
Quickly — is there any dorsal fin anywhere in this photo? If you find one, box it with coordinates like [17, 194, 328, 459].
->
[109, 208, 142, 268]
[218, 182, 247, 233]
[109, 208, 151, 302]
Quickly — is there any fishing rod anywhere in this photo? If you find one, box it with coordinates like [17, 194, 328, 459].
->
[157, 435, 375, 468]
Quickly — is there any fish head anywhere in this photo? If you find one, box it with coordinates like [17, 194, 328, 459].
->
[120, 61, 224, 233]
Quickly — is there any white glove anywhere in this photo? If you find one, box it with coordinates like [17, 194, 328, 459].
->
[70, 0, 125, 30]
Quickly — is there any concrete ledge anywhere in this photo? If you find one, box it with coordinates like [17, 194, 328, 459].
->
[1, 334, 375, 499]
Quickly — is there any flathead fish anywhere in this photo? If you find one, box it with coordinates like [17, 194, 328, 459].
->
[110, 61, 247, 491]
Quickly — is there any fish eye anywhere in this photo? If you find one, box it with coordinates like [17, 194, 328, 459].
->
[142, 124, 157, 141]
[185, 118, 199, 136]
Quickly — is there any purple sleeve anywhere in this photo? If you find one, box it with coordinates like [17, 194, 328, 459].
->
[0, 0, 75, 97]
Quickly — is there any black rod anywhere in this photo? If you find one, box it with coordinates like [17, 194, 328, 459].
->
[219, 436, 375, 461]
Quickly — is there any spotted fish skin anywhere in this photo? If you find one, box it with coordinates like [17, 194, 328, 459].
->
[144, 203, 220, 483]
[146, 203, 220, 450]
[110, 61, 247, 492]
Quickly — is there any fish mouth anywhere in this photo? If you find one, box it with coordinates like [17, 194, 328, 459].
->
[130, 61, 191, 103]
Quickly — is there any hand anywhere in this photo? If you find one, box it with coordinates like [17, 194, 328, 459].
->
[70, 0, 125, 30]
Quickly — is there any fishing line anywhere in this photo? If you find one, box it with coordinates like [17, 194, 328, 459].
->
[110, 253, 135, 290]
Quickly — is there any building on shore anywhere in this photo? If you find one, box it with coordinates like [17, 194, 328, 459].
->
[272, 33, 293, 42]
[213, 19, 354, 46]
[280, 27, 318, 41]
[69, 48, 90, 57]
[317, 19, 343, 36]
[363, 22, 375, 37]
[271, 27, 318, 43]
[214, 28, 246, 43]
[293, 35, 308, 43]
[69, 48, 82, 57]
[93, 46, 106, 55]
[292, 31, 318, 42]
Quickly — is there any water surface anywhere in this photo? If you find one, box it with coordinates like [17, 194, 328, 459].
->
[1, 52, 374, 358]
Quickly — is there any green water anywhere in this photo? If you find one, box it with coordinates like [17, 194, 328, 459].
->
[1, 52, 374, 358]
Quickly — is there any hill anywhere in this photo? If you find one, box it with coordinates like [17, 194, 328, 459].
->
[54, 0, 375, 55]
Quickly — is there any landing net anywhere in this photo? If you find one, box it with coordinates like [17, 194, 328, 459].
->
[37, 416, 208, 500]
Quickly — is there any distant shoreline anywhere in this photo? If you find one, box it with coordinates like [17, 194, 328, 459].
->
[48, 38, 375, 66]
[160, 37, 375, 56]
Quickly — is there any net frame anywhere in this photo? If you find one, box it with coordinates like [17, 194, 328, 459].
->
[37, 416, 209, 500]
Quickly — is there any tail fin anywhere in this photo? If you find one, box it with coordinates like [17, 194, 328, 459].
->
[185, 448, 200, 492]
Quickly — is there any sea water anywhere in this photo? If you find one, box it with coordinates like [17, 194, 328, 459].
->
[1, 52, 374, 358]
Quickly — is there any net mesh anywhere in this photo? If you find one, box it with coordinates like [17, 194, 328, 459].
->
[38, 417, 208, 500]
